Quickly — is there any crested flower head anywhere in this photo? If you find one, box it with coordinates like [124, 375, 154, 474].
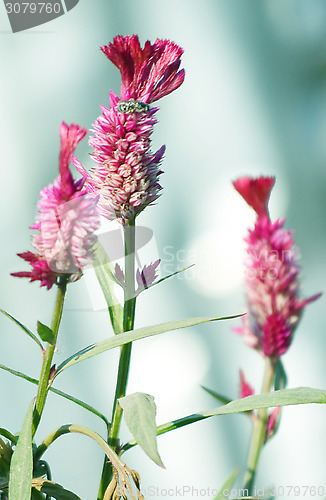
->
[12, 122, 100, 290]
[233, 176, 320, 358]
[73, 35, 185, 223]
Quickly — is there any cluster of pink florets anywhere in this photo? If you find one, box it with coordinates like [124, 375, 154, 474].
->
[73, 35, 185, 223]
[233, 176, 320, 358]
[12, 35, 185, 289]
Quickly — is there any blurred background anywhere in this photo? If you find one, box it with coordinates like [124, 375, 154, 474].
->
[1, 1, 326, 498]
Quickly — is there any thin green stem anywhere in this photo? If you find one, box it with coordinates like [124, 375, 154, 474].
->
[32, 276, 68, 436]
[0, 428, 17, 445]
[35, 424, 131, 483]
[243, 356, 276, 494]
[98, 219, 137, 499]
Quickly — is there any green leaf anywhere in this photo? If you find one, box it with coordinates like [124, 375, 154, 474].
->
[54, 314, 241, 379]
[37, 321, 55, 345]
[201, 386, 232, 405]
[274, 359, 288, 391]
[8, 399, 34, 500]
[122, 387, 326, 452]
[214, 466, 240, 499]
[32, 477, 81, 499]
[0, 308, 43, 351]
[119, 393, 164, 467]
[93, 242, 124, 335]
[136, 264, 195, 295]
[0, 364, 109, 427]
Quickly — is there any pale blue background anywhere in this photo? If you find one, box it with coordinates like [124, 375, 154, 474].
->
[1, 1, 326, 498]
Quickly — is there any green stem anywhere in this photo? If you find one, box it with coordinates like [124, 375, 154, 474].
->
[243, 356, 276, 494]
[0, 428, 17, 445]
[32, 276, 68, 436]
[35, 424, 131, 482]
[98, 219, 137, 499]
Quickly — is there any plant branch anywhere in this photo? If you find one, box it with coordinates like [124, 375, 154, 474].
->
[243, 356, 276, 493]
[32, 276, 68, 436]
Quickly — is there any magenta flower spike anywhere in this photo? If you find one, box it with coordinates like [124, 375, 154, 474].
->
[12, 122, 100, 289]
[233, 176, 321, 359]
[72, 35, 185, 223]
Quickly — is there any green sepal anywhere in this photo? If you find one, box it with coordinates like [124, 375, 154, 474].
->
[37, 321, 55, 345]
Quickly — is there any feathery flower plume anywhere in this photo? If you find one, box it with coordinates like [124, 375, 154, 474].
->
[72, 35, 185, 223]
[12, 122, 100, 289]
[233, 176, 320, 358]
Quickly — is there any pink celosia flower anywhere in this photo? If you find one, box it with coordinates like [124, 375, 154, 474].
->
[233, 176, 321, 358]
[239, 369, 254, 399]
[12, 122, 100, 289]
[72, 35, 185, 223]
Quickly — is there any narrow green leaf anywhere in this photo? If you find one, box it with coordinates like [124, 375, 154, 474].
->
[54, 314, 242, 379]
[119, 393, 164, 467]
[274, 359, 288, 391]
[93, 242, 123, 335]
[32, 477, 82, 499]
[37, 321, 55, 345]
[0, 364, 109, 427]
[136, 265, 195, 295]
[0, 428, 17, 445]
[0, 308, 43, 351]
[122, 387, 326, 452]
[201, 385, 232, 405]
[214, 466, 240, 499]
[8, 399, 34, 500]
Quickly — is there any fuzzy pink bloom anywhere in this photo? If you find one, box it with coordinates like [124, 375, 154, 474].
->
[12, 123, 100, 289]
[239, 369, 254, 399]
[233, 176, 321, 358]
[73, 35, 185, 223]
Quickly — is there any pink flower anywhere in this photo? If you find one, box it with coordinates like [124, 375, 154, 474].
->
[233, 176, 321, 358]
[12, 123, 100, 289]
[73, 35, 185, 223]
